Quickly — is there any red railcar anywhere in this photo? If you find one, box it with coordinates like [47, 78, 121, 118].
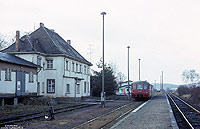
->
[131, 81, 153, 100]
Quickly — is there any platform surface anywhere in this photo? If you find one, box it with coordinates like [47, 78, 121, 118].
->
[111, 94, 174, 129]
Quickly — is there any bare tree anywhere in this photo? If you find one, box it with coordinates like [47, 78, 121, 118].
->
[116, 72, 127, 83]
[182, 69, 200, 85]
[0, 34, 9, 50]
[182, 70, 190, 83]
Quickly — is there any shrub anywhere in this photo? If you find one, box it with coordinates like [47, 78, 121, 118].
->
[177, 86, 190, 96]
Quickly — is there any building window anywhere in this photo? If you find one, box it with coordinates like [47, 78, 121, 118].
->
[79, 65, 82, 73]
[84, 82, 87, 93]
[76, 63, 78, 72]
[87, 82, 89, 93]
[29, 72, 34, 83]
[76, 84, 80, 94]
[66, 84, 70, 93]
[87, 67, 90, 75]
[47, 79, 55, 93]
[42, 82, 45, 93]
[72, 62, 75, 72]
[84, 66, 86, 74]
[5, 68, 11, 81]
[47, 59, 53, 69]
[37, 57, 42, 66]
[66, 60, 69, 70]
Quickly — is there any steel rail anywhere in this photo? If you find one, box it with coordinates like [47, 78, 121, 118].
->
[0, 103, 96, 127]
[99, 107, 134, 129]
[72, 101, 145, 129]
[167, 93, 194, 129]
[171, 93, 200, 115]
[72, 102, 133, 129]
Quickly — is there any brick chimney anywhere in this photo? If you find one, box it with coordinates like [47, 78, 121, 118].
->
[40, 22, 44, 27]
[15, 31, 20, 51]
[67, 40, 71, 45]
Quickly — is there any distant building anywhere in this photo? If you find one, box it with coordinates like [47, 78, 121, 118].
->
[116, 81, 133, 95]
[0, 52, 38, 96]
[2, 23, 92, 98]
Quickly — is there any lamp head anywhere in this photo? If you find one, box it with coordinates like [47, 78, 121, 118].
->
[101, 12, 106, 15]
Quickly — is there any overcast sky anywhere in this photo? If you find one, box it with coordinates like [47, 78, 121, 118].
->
[1, 0, 200, 85]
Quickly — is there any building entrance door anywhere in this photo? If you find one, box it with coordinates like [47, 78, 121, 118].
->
[16, 71, 25, 96]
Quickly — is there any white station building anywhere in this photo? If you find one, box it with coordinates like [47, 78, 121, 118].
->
[2, 23, 92, 98]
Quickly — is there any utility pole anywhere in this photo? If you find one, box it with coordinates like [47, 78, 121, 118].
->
[155, 80, 156, 90]
[34, 22, 35, 31]
[139, 59, 141, 81]
[87, 44, 94, 63]
[160, 75, 162, 91]
[127, 46, 130, 99]
[101, 12, 106, 108]
[162, 71, 164, 92]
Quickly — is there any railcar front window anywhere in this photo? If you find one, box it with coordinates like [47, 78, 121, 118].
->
[137, 84, 143, 89]
[133, 84, 136, 89]
[144, 84, 148, 89]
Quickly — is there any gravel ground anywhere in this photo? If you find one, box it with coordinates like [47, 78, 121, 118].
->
[18, 100, 133, 129]
[75, 102, 143, 129]
[0, 103, 78, 120]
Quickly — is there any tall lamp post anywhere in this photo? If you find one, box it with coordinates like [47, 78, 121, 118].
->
[101, 12, 106, 107]
[127, 46, 130, 99]
[138, 59, 141, 80]
[161, 71, 163, 92]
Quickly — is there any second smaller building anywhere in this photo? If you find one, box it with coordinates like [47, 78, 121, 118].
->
[0, 52, 39, 96]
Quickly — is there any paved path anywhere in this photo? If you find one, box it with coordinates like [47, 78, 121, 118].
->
[111, 93, 178, 129]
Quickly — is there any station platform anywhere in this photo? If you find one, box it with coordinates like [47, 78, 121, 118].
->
[111, 93, 178, 129]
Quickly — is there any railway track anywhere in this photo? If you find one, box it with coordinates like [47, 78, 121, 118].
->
[167, 93, 200, 129]
[72, 101, 143, 129]
[0, 103, 96, 127]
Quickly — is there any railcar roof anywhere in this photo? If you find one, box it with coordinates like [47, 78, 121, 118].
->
[132, 80, 152, 85]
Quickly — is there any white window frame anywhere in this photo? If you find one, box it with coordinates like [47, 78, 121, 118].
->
[87, 67, 90, 75]
[72, 62, 75, 72]
[76, 84, 80, 94]
[76, 63, 78, 72]
[42, 82, 45, 93]
[0, 68, 1, 81]
[66, 84, 70, 93]
[87, 82, 89, 93]
[79, 64, 82, 73]
[66, 60, 69, 71]
[84, 82, 87, 93]
[37, 56, 42, 66]
[47, 59, 53, 69]
[84, 66, 86, 74]
[47, 79, 55, 93]
[5, 68, 11, 81]
[29, 72, 34, 83]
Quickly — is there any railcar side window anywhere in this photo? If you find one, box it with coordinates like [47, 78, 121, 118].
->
[137, 83, 143, 89]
